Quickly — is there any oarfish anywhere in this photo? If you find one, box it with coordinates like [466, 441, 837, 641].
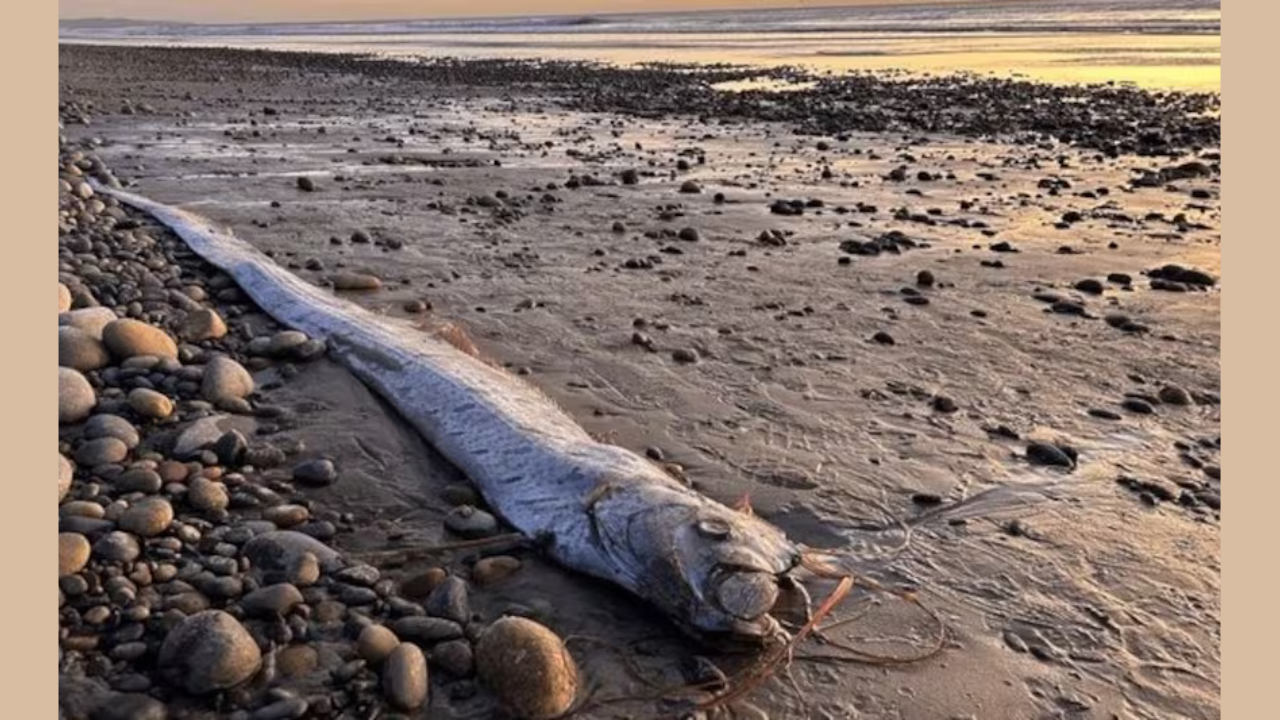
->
[94, 183, 806, 642]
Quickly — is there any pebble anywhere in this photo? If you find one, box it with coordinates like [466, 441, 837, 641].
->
[59, 326, 111, 371]
[189, 477, 231, 513]
[475, 616, 579, 720]
[89, 693, 168, 720]
[60, 307, 119, 339]
[75, 437, 128, 466]
[425, 576, 471, 624]
[1026, 442, 1075, 468]
[59, 532, 91, 576]
[358, 624, 401, 664]
[158, 610, 263, 694]
[400, 568, 448, 599]
[59, 282, 72, 312]
[672, 348, 700, 364]
[432, 639, 475, 677]
[292, 458, 337, 487]
[1158, 385, 1193, 406]
[241, 583, 304, 617]
[118, 498, 174, 538]
[59, 453, 74, 503]
[102, 319, 179, 360]
[332, 272, 383, 291]
[445, 505, 500, 538]
[84, 414, 140, 449]
[472, 556, 522, 585]
[181, 309, 228, 342]
[59, 367, 97, 424]
[296, 176, 316, 192]
[202, 356, 255, 405]
[1122, 398, 1156, 414]
[391, 616, 465, 644]
[1074, 279, 1105, 294]
[93, 531, 141, 563]
[264, 504, 311, 528]
[383, 643, 429, 711]
[250, 697, 309, 720]
[127, 388, 174, 420]
[243, 530, 340, 583]
[916, 270, 935, 287]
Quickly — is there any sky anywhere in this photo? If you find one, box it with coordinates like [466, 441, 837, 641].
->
[58, 0, 988, 24]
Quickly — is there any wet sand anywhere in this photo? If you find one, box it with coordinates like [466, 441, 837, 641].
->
[59, 44, 1220, 719]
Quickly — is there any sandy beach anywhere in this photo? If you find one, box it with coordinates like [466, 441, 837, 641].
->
[58, 43, 1220, 720]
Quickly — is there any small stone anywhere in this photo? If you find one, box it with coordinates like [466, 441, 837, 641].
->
[445, 506, 500, 539]
[677, 227, 700, 242]
[118, 498, 174, 538]
[242, 531, 340, 584]
[916, 270, 935, 287]
[60, 307, 119, 339]
[679, 180, 702, 194]
[472, 556, 522, 586]
[102, 319, 179, 360]
[59, 453, 74, 504]
[264, 504, 311, 528]
[59, 282, 72, 313]
[250, 697, 309, 720]
[425, 576, 470, 624]
[59, 532, 91, 576]
[213, 429, 249, 466]
[292, 459, 337, 487]
[1122, 398, 1156, 414]
[128, 388, 174, 420]
[90, 693, 168, 720]
[358, 624, 401, 664]
[1026, 442, 1075, 468]
[158, 610, 263, 694]
[931, 395, 957, 413]
[188, 477, 230, 513]
[672, 348, 699, 364]
[872, 331, 895, 346]
[59, 367, 97, 424]
[296, 176, 316, 192]
[391, 616, 465, 644]
[59, 326, 110, 371]
[1158, 386, 1193, 406]
[332, 272, 383, 291]
[93, 531, 141, 564]
[475, 616, 579, 720]
[241, 583, 304, 617]
[383, 643, 429, 711]
[85, 414, 140, 449]
[1074, 279, 1105, 295]
[181, 309, 228, 342]
[400, 568, 448, 599]
[75, 437, 128, 466]
[432, 639, 474, 677]
[202, 356, 255, 405]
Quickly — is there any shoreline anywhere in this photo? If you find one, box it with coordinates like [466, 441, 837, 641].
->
[59, 42, 1220, 720]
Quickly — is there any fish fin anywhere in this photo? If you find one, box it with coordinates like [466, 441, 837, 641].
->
[732, 493, 754, 516]
[433, 322, 484, 359]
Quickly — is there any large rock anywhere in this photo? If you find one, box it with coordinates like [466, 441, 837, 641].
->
[59, 367, 96, 424]
[157, 610, 262, 694]
[59, 307, 119, 340]
[84, 414, 140, 449]
[476, 617, 579, 720]
[102, 319, 178, 360]
[60, 326, 111, 371]
[201, 356, 254, 405]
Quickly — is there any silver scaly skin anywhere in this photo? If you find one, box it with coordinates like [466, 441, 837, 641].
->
[94, 183, 805, 642]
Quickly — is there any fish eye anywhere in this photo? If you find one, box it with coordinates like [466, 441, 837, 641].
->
[696, 518, 732, 540]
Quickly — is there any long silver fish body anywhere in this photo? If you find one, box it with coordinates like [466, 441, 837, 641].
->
[96, 184, 804, 641]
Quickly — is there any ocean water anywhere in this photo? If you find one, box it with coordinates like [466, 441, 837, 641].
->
[59, 0, 1221, 92]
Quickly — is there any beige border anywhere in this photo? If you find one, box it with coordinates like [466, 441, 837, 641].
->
[12, 0, 57, 715]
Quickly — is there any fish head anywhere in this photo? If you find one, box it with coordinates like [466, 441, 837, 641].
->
[668, 502, 802, 641]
